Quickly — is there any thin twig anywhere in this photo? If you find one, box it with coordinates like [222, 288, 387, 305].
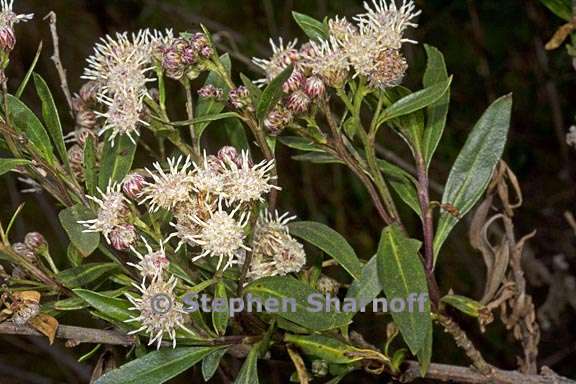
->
[44, 12, 74, 116]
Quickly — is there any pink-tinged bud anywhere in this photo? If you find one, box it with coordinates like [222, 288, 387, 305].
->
[109, 224, 136, 251]
[200, 46, 213, 58]
[12, 242, 35, 262]
[286, 90, 311, 113]
[197, 84, 224, 100]
[181, 46, 198, 65]
[217, 146, 241, 167]
[122, 173, 145, 199]
[24, 232, 47, 253]
[264, 104, 293, 135]
[68, 144, 83, 165]
[304, 76, 326, 98]
[0, 26, 15, 52]
[79, 81, 101, 104]
[76, 109, 97, 129]
[228, 86, 253, 111]
[282, 69, 305, 93]
[74, 128, 97, 147]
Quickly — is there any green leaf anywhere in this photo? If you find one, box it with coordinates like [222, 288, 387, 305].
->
[202, 347, 228, 382]
[53, 288, 127, 311]
[345, 255, 380, 319]
[422, 45, 450, 169]
[540, 0, 572, 20]
[378, 77, 452, 126]
[377, 158, 421, 215]
[434, 94, 512, 262]
[416, 320, 433, 377]
[278, 136, 324, 152]
[6, 94, 55, 164]
[33, 73, 70, 170]
[59, 204, 100, 257]
[195, 54, 231, 139]
[83, 136, 97, 195]
[284, 334, 363, 364]
[234, 345, 259, 384]
[94, 347, 216, 384]
[224, 117, 250, 150]
[292, 11, 329, 41]
[256, 65, 293, 121]
[16, 42, 42, 98]
[212, 281, 229, 336]
[240, 72, 262, 104]
[74, 288, 135, 323]
[243, 276, 350, 331]
[377, 224, 431, 355]
[292, 152, 343, 164]
[0, 158, 30, 176]
[288, 221, 362, 280]
[56, 263, 118, 288]
[165, 112, 242, 126]
[97, 134, 137, 190]
[441, 294, 484, 317]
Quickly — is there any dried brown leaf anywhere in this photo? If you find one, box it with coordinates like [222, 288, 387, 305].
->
[28, 313, 58, 344]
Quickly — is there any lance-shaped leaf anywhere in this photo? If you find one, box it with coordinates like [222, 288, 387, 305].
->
[33, 73, 70, 171]
[292, 11, 329, 40]
[433, 94, 512, 263]
[422, 45, 450, 169]
[243, 276, 350, 331]
[212, 281, 229, 336]
[74, 288, 135, 323]
[97, 134, 137, 190]
[0, 158, 30, 176]
[56, 263, 118, 288]
[345, 255, 380, 320]
[377, 224, 431, 355]
[94, 347, 216, 384]
[83, 136, 97, 195]
[441, 294, 485, 317]
[59, 204, 100, 257]
[256, 65, 293, 121]
[289, 221, 362, 280]
[202, 347, 228, 382]
[540, 0, 572, 20]
[234, 345, 260, 384]
[6, 94, 56, 164]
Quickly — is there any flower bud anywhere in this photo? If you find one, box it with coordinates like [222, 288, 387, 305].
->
[12, 242, 35, 262]
[316, 275, 340, 296]
[264, 104, 293, 135]
[217, 146, 241, 167]
[76, 109, 97, 129]
[286, 90, 311, 113]
[304, 76, 326, 99]
[282, 68, 304, 93]
[368, 49, 408, 89]
[109, 224, 136, 251]
[122, 173, 145, 199]
[197, 84, 224, 100]
[79, 80, 101, 104]
[228, 86, 253, 112]
[0, 26, 15, 52]
[24, 232, 47, 253]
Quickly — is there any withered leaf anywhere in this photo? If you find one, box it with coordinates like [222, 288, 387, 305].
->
[29, 313, 59, 344]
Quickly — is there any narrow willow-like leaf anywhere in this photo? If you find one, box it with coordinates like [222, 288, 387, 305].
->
[95, 347, 216, 384]
[288, 221, 362, 280]
[201, 347, 228, 382]
[223, 117, 249, 150]
[422, 45, 450, 169]
[212, 281, 229, 336]
[292, 151, 343, 164]
[97, 134, 137, 190]
[59, 204, 100, 256]
[240, 72, 262, 104]
[377, 224, 431, 355]
[292, 11, 329, 40]
[7, 94, 56, 164]
[417, 320, 433, 377]
[234, 345, 259, 384]
[16, 42, 42, 98]
[540, 0, 571, 20]
[74, 288, 135, 323]
[83, 136, 97, 196]
[33, 73, 70, 171]
[441, 294, 484, 317]
[256, 65, 293, 121]
[278, 136, 324, 152]
[165, 111, 242, 126]
[378, 77, 452, 127]
[56, 263, 118, 288]
[195, 54, 231, 139]
[284, 334, 363, 364]
[433, 94, 512, 262]
[243, 276, 350, 331]
[345, 255, 380, 319]
[0, 158, 30, 176]
[377, 158, 421, 215]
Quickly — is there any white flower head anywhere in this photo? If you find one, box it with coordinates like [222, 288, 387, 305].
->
[222, 150, 279, 204]
[0, 0, 33, 27]
[191, 152, 226, 196]
[139, 155, 194, 213]
[188, 199, 250, 270]
[302, 37, 349, 88]
[78, 182, 128, 243]
[128, 237, 170, 281]
[95, 92, 148, 145]
[354, 0, 420, 49]
[125, 275, 189, 349]
[252, 37, 299, 86]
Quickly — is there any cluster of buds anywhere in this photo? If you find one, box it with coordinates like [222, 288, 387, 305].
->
[154, 32, 213, 80]
[228, 86, 254, 112]
[11, 232, 47, 263]
[197, 84, 224, 100]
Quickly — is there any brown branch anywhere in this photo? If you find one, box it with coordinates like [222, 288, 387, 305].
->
[43, 12, 74, 116]
[402, 361, 576, 384]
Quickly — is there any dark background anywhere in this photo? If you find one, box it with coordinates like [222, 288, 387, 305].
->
[0, 0, 575, 383]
